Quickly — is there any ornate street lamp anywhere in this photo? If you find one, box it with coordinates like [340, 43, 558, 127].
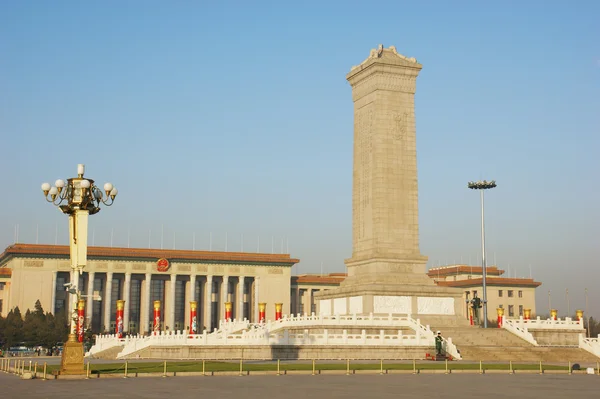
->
[41, 163, 117, 374]
[468, 180, 496, 328]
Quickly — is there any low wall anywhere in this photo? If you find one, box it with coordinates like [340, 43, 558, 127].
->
[530, 330, 581, 346]
[126, 345, 432, 360]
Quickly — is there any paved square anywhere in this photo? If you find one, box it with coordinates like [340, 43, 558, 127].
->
[1, 373, 598, 398]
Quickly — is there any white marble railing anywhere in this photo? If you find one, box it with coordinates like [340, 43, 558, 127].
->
[505, 316, 584, 331]
[114, 313, 462, 360]
[262, 313, 425, 331]
[579, 334, 600, 358]
[88, 318, 250, 357]
[87, 334, 133, 357]
[502, 316, 539, 346]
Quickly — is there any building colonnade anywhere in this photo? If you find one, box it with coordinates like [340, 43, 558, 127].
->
[51, 271, 257, 334]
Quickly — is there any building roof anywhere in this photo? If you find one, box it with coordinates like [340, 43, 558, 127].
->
[0, 268, 11, 277]
[0, 244, 300, 267]
[435, 277, 542, 288]
[427, 265, 504, 277]
[292, 273, 347, 285]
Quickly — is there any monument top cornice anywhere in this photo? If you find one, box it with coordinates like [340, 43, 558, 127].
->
[347, 44, 422, 81]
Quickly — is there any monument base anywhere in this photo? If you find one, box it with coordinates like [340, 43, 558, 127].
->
[59, 335, 85, 375]
[313, 256, 467, 324]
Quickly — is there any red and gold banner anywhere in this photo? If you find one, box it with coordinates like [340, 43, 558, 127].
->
[225, 301, 232, 321]
[576, 309, 584, 323]
[275, 303, 283, 321]
[116, 299, 125, 338]
[77, 299, 85, 343]
[468, 307, 474, 326]
[259, 302, 266, 323]
[153, 300, 161, 334]
[550, 309, 558, 321]
[524, 308, 531, 320]
[496, 308, 504, 328]
[190, 301, 198, 334]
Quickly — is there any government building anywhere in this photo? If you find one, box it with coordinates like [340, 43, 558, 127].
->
[0, 244, 298, 334]
[0, 244, 541, 333]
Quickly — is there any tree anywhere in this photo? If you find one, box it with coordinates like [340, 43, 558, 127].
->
[3, 307, 23, 349]
[0, 315, 5, 348]
[22, 300, 49, 348]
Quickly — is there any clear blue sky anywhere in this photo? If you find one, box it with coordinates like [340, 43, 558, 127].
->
[1, 1, 598, 316]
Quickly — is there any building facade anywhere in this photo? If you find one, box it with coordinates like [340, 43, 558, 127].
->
[0, 243, 541, 331]
[427, 265, 541, 319]
[0, 244, 298, 333]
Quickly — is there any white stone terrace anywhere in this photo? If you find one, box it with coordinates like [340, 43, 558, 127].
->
[89, 313, 461, 360]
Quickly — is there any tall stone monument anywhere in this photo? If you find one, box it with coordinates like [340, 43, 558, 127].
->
[316, 45, 463, 318]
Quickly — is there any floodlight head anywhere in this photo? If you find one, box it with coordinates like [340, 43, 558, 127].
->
[468, 180, 497, 190]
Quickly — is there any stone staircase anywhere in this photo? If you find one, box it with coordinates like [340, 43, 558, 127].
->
[87, 345, 123, 360]
[432, 326, 600, 362]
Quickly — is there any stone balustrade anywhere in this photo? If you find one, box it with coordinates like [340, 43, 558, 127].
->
[504, 316, 584, 331]
[502, 317, 539, 346]
[111, 313, 461, 360]
[579, 334, 600, 358]
[87, 334, 131, 356]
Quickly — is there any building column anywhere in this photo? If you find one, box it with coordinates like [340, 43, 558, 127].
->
[123, 273, 131, 332]
[204, 275, 213, 332]
[86, 271, 95, 327]
[142, 273, 152, 334]
[103, 272, 113, 332]
[254, 277, 260, 322]
[221, 275, 229, 320]
[169, 274, 177, 331]
[237, 276, 245, 320]
[50, 271, 57, 314]
[296, 287, 301, 316]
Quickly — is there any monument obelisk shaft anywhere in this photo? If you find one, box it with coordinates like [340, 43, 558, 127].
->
[344, 45, 430, 285]
[316, 45, 462, 318]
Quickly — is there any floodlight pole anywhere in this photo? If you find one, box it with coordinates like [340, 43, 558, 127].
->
[468, 180, 497, 328]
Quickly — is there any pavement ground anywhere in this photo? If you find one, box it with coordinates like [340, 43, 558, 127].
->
[1, 371, 599, 399]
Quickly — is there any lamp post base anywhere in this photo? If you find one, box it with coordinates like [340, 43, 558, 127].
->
[59, 334, 85, 375]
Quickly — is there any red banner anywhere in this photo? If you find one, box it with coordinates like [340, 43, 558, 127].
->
[153, 300, 161, 334]
[116, 300, 125, 338]
[77, 300, 85, 343]
[259, 302, 266, 323]
[190, 301, 198, 334]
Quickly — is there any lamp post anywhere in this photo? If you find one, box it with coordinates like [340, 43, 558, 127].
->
[468, 179, 496, 328]
[41, 164, 117, 374]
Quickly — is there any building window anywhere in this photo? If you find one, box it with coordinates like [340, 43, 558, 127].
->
[0, 299, 3, 313]
[518, 290, 523, 298]
[498, 290, 503, 297]
[0, 282, 5, 290]
[472, 290, 478, 297]
[467, 275, 472, 279]
[129, 279, 141, 333]
[499, 304, 503, 309]
[508, 290, 514, 298]
[174, 280, 186, 331]
[519, 305, 523, 317]
[508, 305, 514, 317]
